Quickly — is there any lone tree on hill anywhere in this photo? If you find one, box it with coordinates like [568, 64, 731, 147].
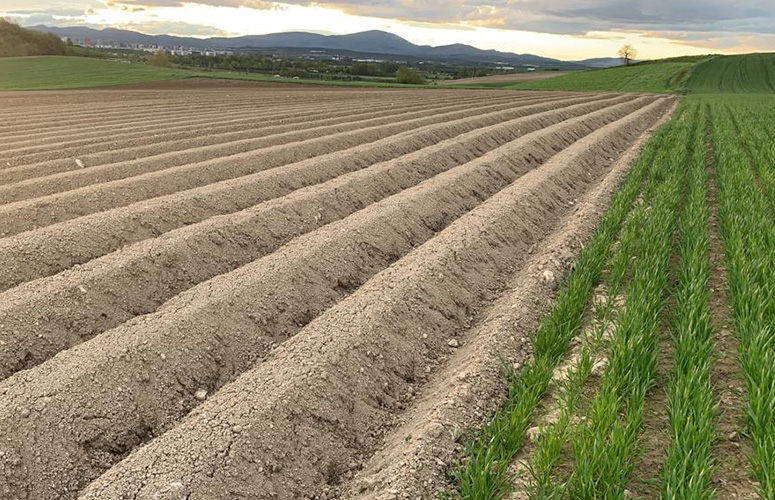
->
[618, 44, 637, 66]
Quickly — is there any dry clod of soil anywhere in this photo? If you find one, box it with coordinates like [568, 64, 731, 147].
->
[0, 86, 676, 500]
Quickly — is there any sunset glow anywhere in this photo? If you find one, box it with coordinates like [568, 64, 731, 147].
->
[3, 0, 773, 60]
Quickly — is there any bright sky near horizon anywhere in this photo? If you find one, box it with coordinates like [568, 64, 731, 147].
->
[1, 0, 773, 60]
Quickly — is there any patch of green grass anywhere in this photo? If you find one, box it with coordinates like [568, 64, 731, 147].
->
[565, 105, 691, 499]
[0, 55, 432, 90]
[507, 62, 695, 93]
[686, 54, 775, 93]
[0, 56, 187, 90]
[661, 104, 716, 500]
[526, 193, 647, 500]
[190, 71, 426, 88]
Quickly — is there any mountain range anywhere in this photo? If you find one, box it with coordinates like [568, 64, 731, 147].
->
[30, 25, 624, 69]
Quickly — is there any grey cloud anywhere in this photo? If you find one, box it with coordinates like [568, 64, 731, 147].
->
[13, 0, 775, 50]
[119, 0, 775, 36]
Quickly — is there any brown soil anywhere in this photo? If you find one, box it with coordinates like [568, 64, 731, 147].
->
[0, 94, 608, 235]
[441, 72, 569, 85]
[0, 86, 676, 500]
[0, 94, 628, 378]
[0, 94, 608, 291]
[0, 93, 504, 171]
[0, 95, 518, 202]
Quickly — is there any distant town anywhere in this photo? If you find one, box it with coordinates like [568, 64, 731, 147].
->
[60, 36, 235, 57]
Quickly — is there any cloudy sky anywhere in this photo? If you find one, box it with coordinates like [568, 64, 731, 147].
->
[2, 0, 774, 60]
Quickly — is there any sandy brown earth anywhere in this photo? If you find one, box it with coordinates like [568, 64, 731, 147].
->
[441, 72, 568, 85]
[0, 86, 676, 500]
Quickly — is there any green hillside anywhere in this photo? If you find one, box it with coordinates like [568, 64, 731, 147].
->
[0, 19, 65, 57]
[686, 53, 775, 93]
[509, 61, 695, 93]
[504, 53, 775, 94]
[0, 56, 187, 90]
[0, 55, 433, 90]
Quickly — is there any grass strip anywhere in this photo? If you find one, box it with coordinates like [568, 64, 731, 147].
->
[661, 104, 717, 500]
[525, 199, 647, 500]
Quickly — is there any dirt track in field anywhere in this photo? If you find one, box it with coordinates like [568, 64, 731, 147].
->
[0, 86, 676, 500]
[441, 72, 568, 85]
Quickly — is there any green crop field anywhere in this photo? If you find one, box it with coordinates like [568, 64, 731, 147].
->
[504, 53, 775, 95]
[507, 61, 695, 93]
[452, 53, 775, 499]
[686, 53, 775, 93]
[0, 56, 188, 90]
[0, 55, 430, 90]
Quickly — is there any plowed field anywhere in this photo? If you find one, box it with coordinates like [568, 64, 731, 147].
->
[0, 87, 677, 500]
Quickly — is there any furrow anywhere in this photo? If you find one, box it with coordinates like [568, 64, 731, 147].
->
[0, 96, 414, 160]
[0, 94, 622, 378]
[0, 90, 574, 143]
[0, 96, 513, 201]
[0, 90, 514, 140]
[341, 99, 677, 500]
[0, 93, 494, 165]
[0, 88, 433, 125]
[0, 94, 525, 185]
[74, 96, 672, 500]
[0, 95, 658, 500]
[0, 96, 323, 137]
[0, 91, 391, 137]
[0, 94, 615, 291]
[0, 94, 614, 236]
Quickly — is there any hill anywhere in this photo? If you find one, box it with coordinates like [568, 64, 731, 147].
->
[686, 53, 775, 93]
[0, 19, 65, 57]
[509, 61, 694, 93]
[575, 57, 627, 68]
[504, 53, 775, 94]
[29, 25, 589, 70]
[0, 56, 435, 90]
[0, 56, 184, 90]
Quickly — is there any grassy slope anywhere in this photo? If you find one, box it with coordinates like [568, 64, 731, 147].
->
[505, 53, 775, 95]
[686, 53, 775, 93]
[508, 62, 695, 93]
[0, 55, 428, 90]
[0, 56, 189, 90]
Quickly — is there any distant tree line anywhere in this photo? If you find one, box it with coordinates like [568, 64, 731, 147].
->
[0, 19, 65, 57]
[170, 53, 338, 76]
[169, 51, 525, 84]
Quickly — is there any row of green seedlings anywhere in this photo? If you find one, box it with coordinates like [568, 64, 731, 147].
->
[710, 99, 775, 499]
[562, 104, 692, 499]
[451, 104, 687, 500]
[524, 187, 646, 499]
[660, 103, 716, 500]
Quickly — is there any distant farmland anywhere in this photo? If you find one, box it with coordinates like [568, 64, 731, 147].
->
[506, 53, 775, 95]
[686, 53, 775, 93]
[510, 61, 695, 93]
